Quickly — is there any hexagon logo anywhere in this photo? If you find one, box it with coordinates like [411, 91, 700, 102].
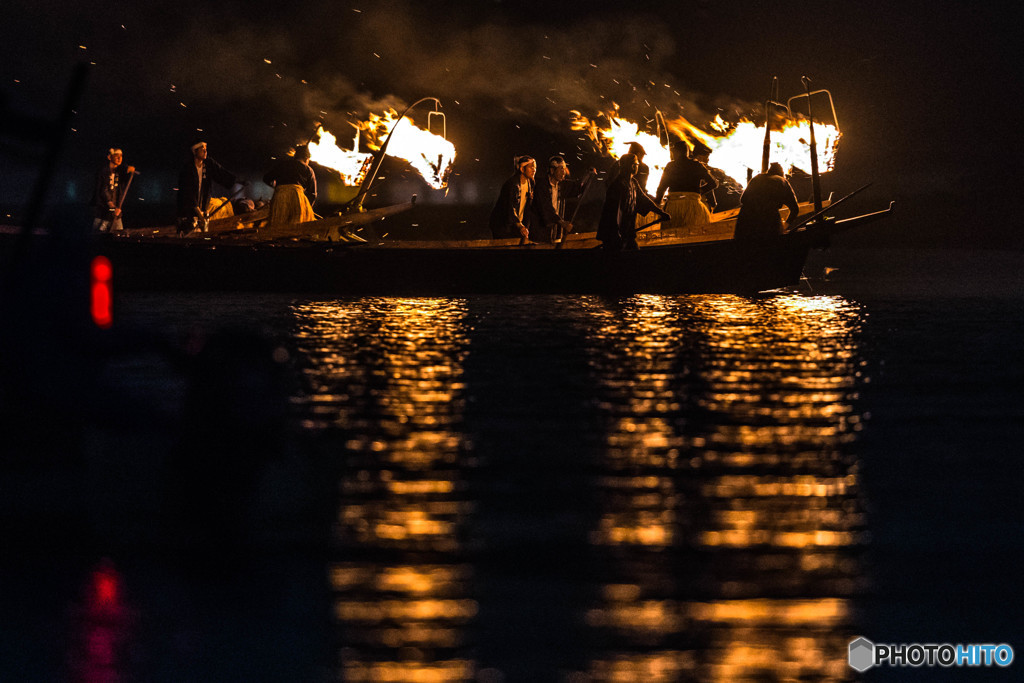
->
[849, 637, 875, 672]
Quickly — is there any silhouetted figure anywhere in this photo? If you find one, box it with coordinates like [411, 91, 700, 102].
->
[530, 155, 595, 242]
[489, 155, 536, 241]
[597, 153, 669, 250]
[91, 148, 135, 233]
[176, 140, 237, 235]
[264, 144, 317, 226]
[734, 162, 800, 242]
[655, 140, 718, 232]
[627, 141, 652, 196]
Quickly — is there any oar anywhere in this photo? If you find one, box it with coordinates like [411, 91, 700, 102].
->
[206, 183, 248, 220]
[787, 183, 872, 232]
[555, 171, 599, 248]
[115, 169, 135, 211]
[637, 215, 670, 232]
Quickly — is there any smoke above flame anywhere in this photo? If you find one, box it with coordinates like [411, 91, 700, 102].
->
[572, 109, 841, 192]
[308, 111, 456, 191]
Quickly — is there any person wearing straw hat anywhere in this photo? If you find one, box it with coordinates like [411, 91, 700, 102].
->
[263, 144, 317, 226]
[176, 139, 237, 235]
[90, 148, 135, 233]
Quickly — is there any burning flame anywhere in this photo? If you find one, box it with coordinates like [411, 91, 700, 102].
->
[309, 110, 456, 192]
[308, 125, 374, 186]
[572, 109, 841, 191]
[361, 110, 456, 191]
[571, 110, 669, 195]
[668, 114, 841, 188]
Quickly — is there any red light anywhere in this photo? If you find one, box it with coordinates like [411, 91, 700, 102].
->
[87, 559, 123, 614]
[90, 255, 113, 329]
[94, 571, 119, 607]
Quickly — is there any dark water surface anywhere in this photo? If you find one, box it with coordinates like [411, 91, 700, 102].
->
[2, 249, 1021, 681]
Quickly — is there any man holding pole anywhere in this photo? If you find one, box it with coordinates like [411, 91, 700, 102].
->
[530, 155, 595, 243]
[176, 139, 237, 235]
[91, 148, 135, 233]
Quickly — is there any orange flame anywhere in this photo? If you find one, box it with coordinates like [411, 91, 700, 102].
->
[572, 109, 840, 189]
[309, 110, 457, 191]
[571, 109, 669, 195]
[666, 114, 840, 188]
[360, 110, 456, 191]
[308, 125, 374, 186]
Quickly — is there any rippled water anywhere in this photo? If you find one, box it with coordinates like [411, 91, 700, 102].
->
[3, 249, 1022, 682]
[284, 294, 869, 682]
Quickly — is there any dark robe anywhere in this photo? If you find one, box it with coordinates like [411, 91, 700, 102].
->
[655, 157, 718, 203]
[734, 173, 800, 242]
[597, 175, 662, 250]
[488, 173, 534, 239]
[529, 174, 590, 243]
[176, 157, 237, 221]
[91, 163, 132, 219]
[263, 157, 317, 205]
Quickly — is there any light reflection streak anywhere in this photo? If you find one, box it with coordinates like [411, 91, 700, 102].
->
[291, 298, 475, 682]
[581, 294, 868, 682]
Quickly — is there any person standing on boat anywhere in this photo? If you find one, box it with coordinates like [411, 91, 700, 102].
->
[91, 148, 135, 233]
[655, 140, 719, 233]
[489, 155, 536, 241]
[263, 144, 317, 226]
[597, 153, 669, 251]
[733, 162, 800, 242]
[530, 155, 595, 243]
[627, 142, 652, 196]
[176, 140, 237, 235]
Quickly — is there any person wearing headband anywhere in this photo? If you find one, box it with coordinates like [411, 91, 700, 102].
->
[597, 153, 669, 250]
[176, 139, 238, 235]
[488, 155, 536, 241]
[530, 155, 596, 242]
[90, 147, 135, 233]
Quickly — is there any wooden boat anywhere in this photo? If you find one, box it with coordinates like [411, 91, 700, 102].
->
[120, 197, 417, 243]
[94, 198, 894, 295]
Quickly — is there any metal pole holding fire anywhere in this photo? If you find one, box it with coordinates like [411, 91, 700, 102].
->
[802, 76, 823, 213]
[348, 96, 442, 212]
[762, 76, 777, 174]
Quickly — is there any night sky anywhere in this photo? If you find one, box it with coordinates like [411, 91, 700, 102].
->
[3, 0, 1022, 247]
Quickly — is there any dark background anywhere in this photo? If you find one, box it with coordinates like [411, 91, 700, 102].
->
[3, 0, 1023, 247]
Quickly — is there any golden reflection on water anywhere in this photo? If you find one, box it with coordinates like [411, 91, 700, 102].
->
[582, 294, 866, 682]
[290, 293, 868, 682]
[291, 298, 476, 682]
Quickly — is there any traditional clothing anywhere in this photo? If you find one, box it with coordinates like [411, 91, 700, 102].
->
[530, 172, 590, 243]
[264, 156, 317, 226]
[734, 169, 800, 242]
[91, 162, 132, 232]
[656, 156, 718, 234]
[267, 185, 316, 226]
[597, 157, 665, 250]
[488, 173, 534, 239]
[176, 156, 236, 233]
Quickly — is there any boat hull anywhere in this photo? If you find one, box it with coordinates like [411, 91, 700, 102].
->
[97, 237, 812, 296]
